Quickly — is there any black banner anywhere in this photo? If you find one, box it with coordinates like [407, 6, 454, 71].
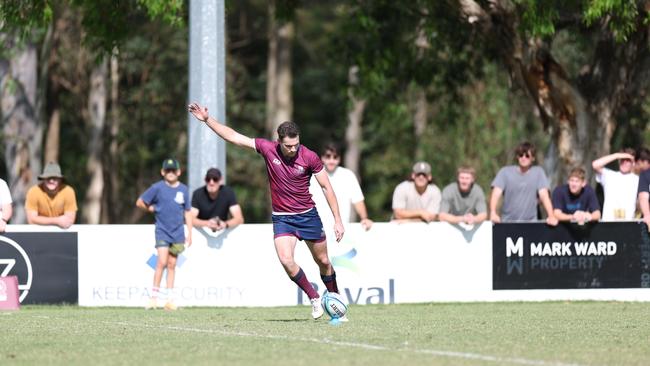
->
[0, 232, 78, 304]
[493, 222, 650, 289]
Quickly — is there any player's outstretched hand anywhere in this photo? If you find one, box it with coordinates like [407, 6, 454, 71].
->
[334, 221, 345, 242]
[188, 102, 209, 122]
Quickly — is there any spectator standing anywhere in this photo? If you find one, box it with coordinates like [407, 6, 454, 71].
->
[552, 167, 601, 224]
[438, 166, 487, 225]
[188, 102, 345, 321]
[191, 168, 243, 231]
[0, 178, 12, 232]
[490, 142, 557, 225]
[25, 162, 77, 229]
[592, 148, 638, 220]
[136, 158, 193, 311]
[309, 143, 372, 231]
[392, 161, 441, 223]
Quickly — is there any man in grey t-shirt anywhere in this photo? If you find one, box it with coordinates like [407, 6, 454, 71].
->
[490, 142, 558, 225]
[439, 166, 487, 225]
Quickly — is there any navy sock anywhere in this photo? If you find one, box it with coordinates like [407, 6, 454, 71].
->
[320, 271, 339, 294]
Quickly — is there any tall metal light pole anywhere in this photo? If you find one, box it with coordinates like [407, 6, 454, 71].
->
[188, 0, 227, 192]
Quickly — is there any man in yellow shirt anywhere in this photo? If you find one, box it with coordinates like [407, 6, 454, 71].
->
[25, 162, 77, 229]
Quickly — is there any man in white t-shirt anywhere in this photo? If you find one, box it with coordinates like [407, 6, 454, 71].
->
[309, 143, 372, 231]
[0, 178, 13, 232]
[592, 148, 638, 221]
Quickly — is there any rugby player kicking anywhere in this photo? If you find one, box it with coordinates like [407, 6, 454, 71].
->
[188, 102, 345, 320]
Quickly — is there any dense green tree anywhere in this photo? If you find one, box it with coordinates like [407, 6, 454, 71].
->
[3, 1, 649, 224]
[1, 0, 185, 223]
[340, 0, 650, 187]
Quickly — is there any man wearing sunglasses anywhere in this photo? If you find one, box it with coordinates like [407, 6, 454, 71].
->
[191, 168, 243, 232]
[391, 161, 441, 223]
[188, 102, 344, 321]
[490, 142, 557, 225]
[592, 148, 638, 221]
[25, 162, 77, 229]
[309, 143, 372, 231]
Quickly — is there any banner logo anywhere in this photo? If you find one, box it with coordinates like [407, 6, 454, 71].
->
[0, 235, 33, 302]
[331, 248, 359, 273]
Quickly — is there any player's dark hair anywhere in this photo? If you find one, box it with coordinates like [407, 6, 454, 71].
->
[277, 121, 300, 140]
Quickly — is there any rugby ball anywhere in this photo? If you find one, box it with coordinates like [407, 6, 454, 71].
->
[321, 292, 348, 319]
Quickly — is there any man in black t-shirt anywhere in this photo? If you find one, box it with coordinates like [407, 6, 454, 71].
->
[191, 168, 244, 231]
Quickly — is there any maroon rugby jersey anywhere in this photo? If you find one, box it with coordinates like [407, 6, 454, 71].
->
[255, 138, 324, 214]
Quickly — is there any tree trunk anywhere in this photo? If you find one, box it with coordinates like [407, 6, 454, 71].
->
[82, 59, 107, 224]
[44, 108, 60, 163]
[345, 65, 366, 222]
[103, 49, 120, 224]
[0, 37, 44, 224]
[345, 66, 365, 177]
[458, 0, 650, 185]
[265, 0, 294, 137]
[412, 88, 428, 159]
[412, 22, 429, 160]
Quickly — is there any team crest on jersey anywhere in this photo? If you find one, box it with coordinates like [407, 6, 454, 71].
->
[296, 165, 305, 174]
[174, 192, 185, 204]
[272, 158, 281, 165]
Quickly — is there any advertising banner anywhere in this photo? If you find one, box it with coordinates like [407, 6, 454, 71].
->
[493, 222, 650, 289]
[0, 232, 78, 304]
[76, 222, 492, 307]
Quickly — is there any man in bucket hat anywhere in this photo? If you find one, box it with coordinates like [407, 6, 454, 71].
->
[25, 162, 78, 229]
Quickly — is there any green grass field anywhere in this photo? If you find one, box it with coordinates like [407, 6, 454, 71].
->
[2, 302, 649, 366]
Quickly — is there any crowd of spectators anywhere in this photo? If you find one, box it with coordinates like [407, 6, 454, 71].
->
[2, 140, 650, 231]
[388, 141, 650, 229]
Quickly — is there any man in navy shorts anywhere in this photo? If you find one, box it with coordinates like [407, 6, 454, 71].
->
[188, 102, 345, 320]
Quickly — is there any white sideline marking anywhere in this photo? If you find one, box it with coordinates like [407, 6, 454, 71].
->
[106, 320, 583, 366]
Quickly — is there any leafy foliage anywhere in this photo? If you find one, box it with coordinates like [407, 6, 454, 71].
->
[2, 0, 650, 223]
[0, 0, 53, 34]
[1, 0, 184, 54]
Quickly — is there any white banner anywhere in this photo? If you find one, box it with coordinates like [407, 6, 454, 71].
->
[8, 222, 649, 307]
[74, 222, 493, 307]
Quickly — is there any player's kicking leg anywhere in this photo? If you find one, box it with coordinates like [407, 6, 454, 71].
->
[307, 239, 347, 322]
[273, 235, 323, 319]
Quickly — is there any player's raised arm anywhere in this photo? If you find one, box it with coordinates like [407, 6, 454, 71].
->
[188, 102, 255, 150]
